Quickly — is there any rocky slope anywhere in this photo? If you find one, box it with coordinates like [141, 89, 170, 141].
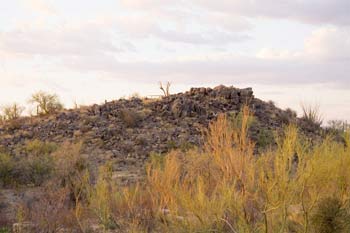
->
[0, 85, 319, 182]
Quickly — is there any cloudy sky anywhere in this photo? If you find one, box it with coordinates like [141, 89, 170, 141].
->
[1, 0, 350, 122]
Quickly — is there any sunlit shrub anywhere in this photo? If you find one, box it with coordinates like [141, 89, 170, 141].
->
[25, 139, 57, 157]
[29, 91, 64, 115]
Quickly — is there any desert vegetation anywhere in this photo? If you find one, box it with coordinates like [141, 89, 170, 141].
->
[0, 91, 64, 125]
[1, 104, 349, 232]
[29, 91, 64, 115]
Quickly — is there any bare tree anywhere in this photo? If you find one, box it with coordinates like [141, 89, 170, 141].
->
[29, 91, 64, 115]
[159, 81, 171, 97]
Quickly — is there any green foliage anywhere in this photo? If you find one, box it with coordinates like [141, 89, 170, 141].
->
[25, 139, 57, 156]
[23, 140, 57, 185]
[89, 164, 116, 231]
[29, 91, 63, 115]
[311, 197, 350, 233]
[0, 153, 14, 186]
[256, 128, 275, 148]
[0, 227, 10, 233]
[0, 140, 58, 187]
[25, 153, 55, 186]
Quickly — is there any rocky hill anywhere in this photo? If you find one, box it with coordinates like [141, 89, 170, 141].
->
[0, 85, 320, 183]
[0, 85, 325, 228]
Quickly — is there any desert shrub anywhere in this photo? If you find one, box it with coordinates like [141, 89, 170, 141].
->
[20, 140, 58, 185]
[0, 153, 14, 187]
[23, 153, 54, 186]
[141, 106, 350, 232]
[0, 140, 58, 187]
[29, 91, 63, 115]
[87, 163, 157, 232]
[1, 103, 24, 121]
[28, 183, 74, 232]
[4, 118, 22, 131]
[311, 197, 350, 233]
[0, 228, 10, 233]
[24, 142, 91, 233]
[256, 128, 275, 149]
[25, 139, 57, 156]
[327, 120, 349, 133]
[89, 164, 116, 231]
[120, 108, 143, 128]
[145, 106, 258, 232]
[280, 108, 297, 125]
[301, 103, 323, 128]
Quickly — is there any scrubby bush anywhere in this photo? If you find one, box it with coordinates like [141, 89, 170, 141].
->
[0, 140, 58, 187]
[327, 120, 349, 132]
[311, 197, 350, 233]
[256, 128, 275, 149]
[29, 91, 63, 115]
[120, 108, 143, 128]
[25, 139, 57, 157]
[0, 153, 14, 187]
[1, 103, 24, 121]
[301, 103, 323, 127]
[21, 140, 57, 185]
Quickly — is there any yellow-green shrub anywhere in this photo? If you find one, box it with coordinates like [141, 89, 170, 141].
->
[0, 153, 14, 186]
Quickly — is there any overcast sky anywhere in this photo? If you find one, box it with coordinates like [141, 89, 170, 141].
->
[1, 0, 350, 122]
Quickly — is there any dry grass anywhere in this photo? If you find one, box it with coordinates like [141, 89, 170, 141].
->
[12, 107, 350, 232]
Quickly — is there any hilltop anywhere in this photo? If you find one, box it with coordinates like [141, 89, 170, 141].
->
[0, 85, 321, 183]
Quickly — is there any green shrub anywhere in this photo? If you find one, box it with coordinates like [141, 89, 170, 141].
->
[0, 140, 58, 187]
[311, 197, 350, 233]
[27, 154, 55, 186]
[25, 139, 57, 156]
[0, 153, 14, 186]
[256, 128, 275, 148]
[0, 227, 10, 233]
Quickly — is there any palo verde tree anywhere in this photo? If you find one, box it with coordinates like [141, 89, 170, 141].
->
[29, 91, 64, 115]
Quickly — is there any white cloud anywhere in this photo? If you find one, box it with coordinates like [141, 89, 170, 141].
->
[256, 48, 301, 60]
[305, 27, 350, 60]
[193, 0, 350, 26]
[121, 0, 350, 26]
[0, 20, 129, 58]
[22, 0, 57, 15]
